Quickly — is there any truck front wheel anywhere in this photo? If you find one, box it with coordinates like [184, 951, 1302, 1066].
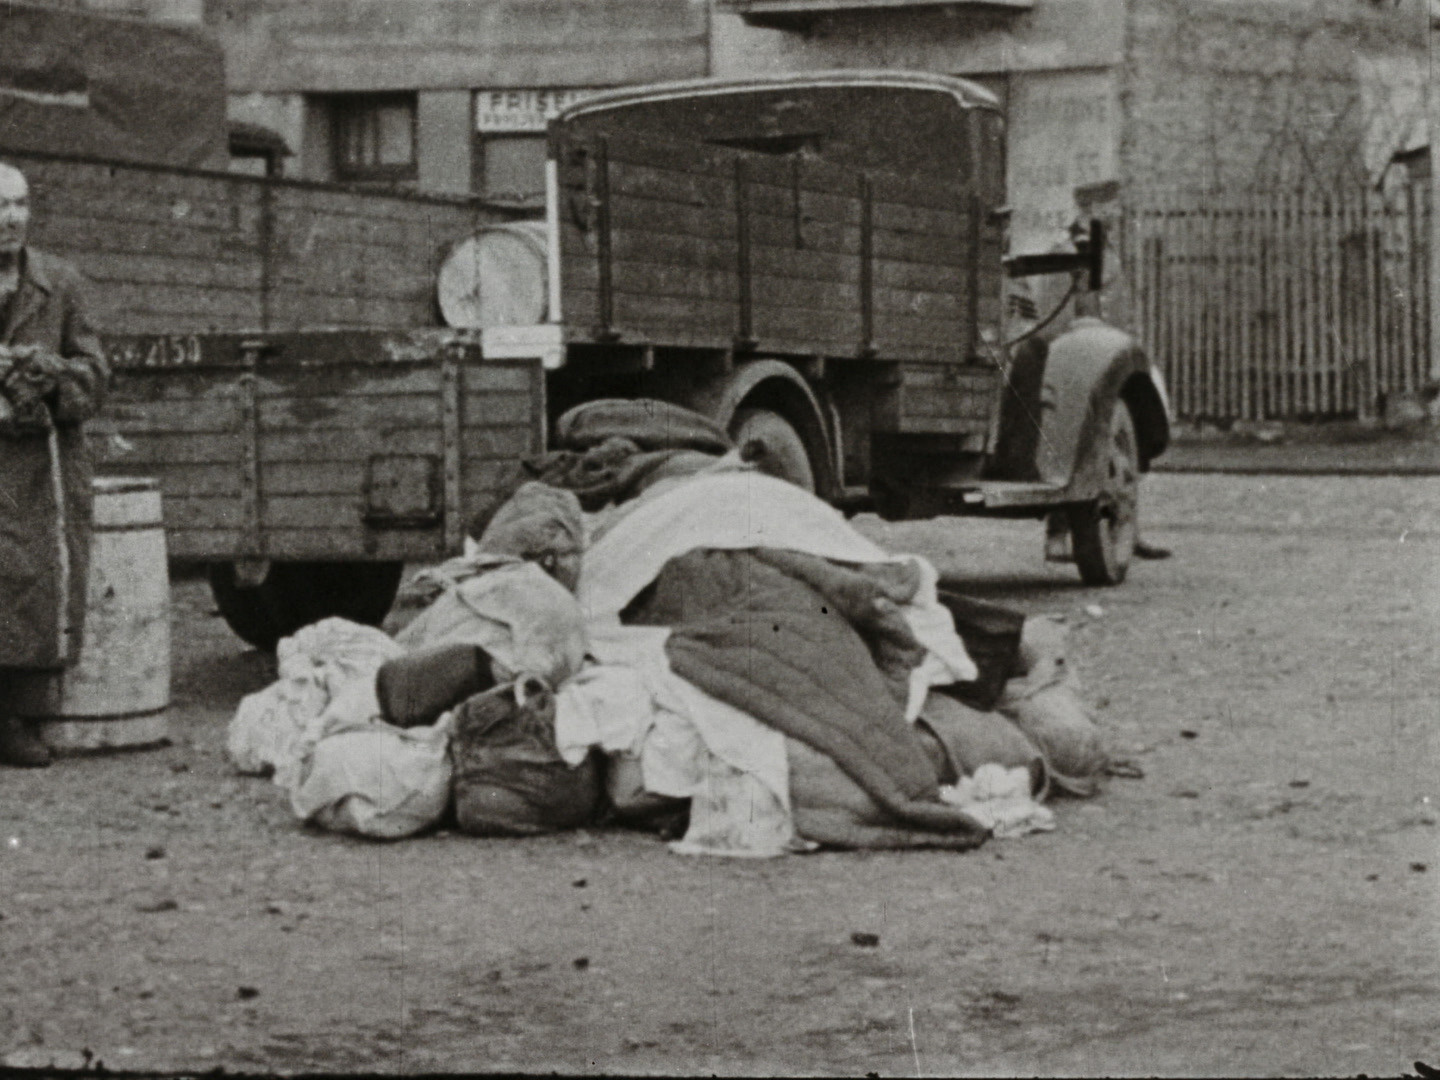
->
[1068, 403, 1139, 586]
[730, 407, 815, 492]
[209, 561, 405, 652]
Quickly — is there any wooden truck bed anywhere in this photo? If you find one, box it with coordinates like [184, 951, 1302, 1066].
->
[553, 129, 1004, 443]
[94, 331, 543, 563]
[16, 150, 511, 336]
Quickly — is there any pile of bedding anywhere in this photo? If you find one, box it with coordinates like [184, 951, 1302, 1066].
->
[226, 400, 1110, 855]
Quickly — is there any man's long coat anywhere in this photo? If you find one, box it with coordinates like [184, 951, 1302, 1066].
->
[0, 248, 109, 669]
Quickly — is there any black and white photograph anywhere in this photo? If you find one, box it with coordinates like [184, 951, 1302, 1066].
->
[1, 0, 1436, 1075]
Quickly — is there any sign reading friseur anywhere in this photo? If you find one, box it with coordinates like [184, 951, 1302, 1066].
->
[474, 88, 604, 133]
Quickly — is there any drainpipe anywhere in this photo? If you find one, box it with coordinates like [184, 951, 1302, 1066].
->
[1430, 10, 1440, 384]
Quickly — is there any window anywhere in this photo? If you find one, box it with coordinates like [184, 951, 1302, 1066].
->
[476, 135, 548, 205]
[331, 93, 417, 183]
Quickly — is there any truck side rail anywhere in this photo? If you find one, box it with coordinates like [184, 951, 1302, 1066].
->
[96, 331, 543, 564]
[11, 148, 528, 340]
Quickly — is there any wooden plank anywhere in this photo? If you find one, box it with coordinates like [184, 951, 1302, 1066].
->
[1234, 199, 1250, 419]
[104, 430, 245, 465]
[1324, 191, 1341, 416]
[161, 528, 245, 561]
[1371, 191, 1390, 411]
[1207, 200, 1221, 416]
[1341, 188, 1361, 415]
[457, 425, 535, 460]
[1405, 182, 1423, 395]
[260, 461, 364, 496]
[93, 462, 240, 500]
[253, 366, 442, 397]
[585, 228, 971, 292]
[262, 495, 368, 530]
[1293, 189, 1308, 416]
[1175, 202, 1189, 417]
[80, 252, 264, 292]
[1267, 192, 1286, 418]
[1209, 201, 1223, 418]
[258, 528, 448, 562]
[1421, 184, 1433, 396]
[161, 495, 249, 531]
[1353, 188, 1376, 417]
[106, 398, 239, 433]
[458, 392, 535, 428]
[1313, 190, 1319, 414]
[1231, 200, 1246, 419]
[463, 363, 538, 395]
[608, 158, 730, 209]
[1150, 209, 1171, 416]
[259, 428, 443, 462]
[110, 373, 242, 403]
[258, 393, 442, 431]
[599, 195, 971, 268]
[1273, 191, 1290, 417]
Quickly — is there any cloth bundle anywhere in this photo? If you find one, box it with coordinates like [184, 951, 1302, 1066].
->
[227, 401, 1111, 854]
[522, 399, 735, 511]
[452, 678, 603, 836]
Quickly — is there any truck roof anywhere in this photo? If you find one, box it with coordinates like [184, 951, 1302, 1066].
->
[557, 69, 1001, 123]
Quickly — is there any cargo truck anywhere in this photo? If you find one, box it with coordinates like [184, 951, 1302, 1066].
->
[4, 6, 1167, 650]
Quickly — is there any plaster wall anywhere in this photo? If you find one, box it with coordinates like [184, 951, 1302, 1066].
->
[206, 0, 710, 93]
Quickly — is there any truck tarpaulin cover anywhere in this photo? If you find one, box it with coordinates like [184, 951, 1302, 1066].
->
[0, 4, 226, 169]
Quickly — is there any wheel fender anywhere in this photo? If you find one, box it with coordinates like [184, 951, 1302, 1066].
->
[1036, 318, 1169, 496]
[679, 359, 837, 497]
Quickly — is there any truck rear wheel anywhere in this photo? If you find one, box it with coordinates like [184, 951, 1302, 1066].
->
[209, 561, 405, 652]
[730, 407, 815, 492]
[1068, 403, 1139, 586]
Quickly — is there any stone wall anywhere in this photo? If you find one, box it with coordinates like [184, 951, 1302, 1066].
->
[1120, 0, 1429, 194]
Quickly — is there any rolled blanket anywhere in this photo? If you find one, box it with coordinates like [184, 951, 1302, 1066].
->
[553, 398, 734, 454]
[525, 437, 723, 512]
[375, 642, 495, 729]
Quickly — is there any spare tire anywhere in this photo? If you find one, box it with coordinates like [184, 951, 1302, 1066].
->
[436, 221, 548, 329]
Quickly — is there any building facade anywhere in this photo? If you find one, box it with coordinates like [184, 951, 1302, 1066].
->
[184, 1, 1429, 252]
[45, 0, 1432, 267]
[205, 0, 710, 202]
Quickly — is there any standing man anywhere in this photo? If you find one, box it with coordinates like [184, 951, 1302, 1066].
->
[0, 162, 110, 767]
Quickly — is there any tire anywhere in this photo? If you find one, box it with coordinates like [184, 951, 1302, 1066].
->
[730, 407, 816, 492]
[208, 563, 284, 653]
[209, 561, 405, 652]
[1068, 403, 1139, 586]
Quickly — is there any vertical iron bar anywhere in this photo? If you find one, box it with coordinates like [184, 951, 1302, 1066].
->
[735, 156, 754, 349]
[859, 173, 875, 357]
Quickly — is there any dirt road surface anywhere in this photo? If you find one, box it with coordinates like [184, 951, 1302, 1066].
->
[3, 472, 1436, 1077]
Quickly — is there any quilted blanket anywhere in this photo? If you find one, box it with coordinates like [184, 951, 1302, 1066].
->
[626, 548, 987, 839]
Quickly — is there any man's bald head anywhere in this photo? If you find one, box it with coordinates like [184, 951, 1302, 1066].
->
[0, 163, 31, 259]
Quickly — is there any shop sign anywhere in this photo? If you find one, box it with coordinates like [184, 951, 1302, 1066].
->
[475, 88, 602, 133]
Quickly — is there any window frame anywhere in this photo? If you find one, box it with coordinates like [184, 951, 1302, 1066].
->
[330, 92, 419, 184]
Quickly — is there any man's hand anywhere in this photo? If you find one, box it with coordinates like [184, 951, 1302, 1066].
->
[0, 346, 58, 436]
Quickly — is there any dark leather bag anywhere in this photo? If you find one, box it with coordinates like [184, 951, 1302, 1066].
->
[452, 678, 602, 837]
